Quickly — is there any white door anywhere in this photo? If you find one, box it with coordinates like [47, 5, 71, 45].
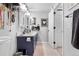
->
[54, 8, 63, 48]
[48, 9, 55, 48]
[48, 4, 63, 48]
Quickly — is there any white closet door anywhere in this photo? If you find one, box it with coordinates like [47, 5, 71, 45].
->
[54, 8, 63, 48]
[48, 9, 55, 48]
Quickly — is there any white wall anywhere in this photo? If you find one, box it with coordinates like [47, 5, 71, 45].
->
[31, 11, 48, 42]
[19, 10, 24, 32]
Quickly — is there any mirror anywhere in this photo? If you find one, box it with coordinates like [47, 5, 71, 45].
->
[31, 17, 36, 25]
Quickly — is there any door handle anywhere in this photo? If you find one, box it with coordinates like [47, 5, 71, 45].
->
[53, 26, 56, 29]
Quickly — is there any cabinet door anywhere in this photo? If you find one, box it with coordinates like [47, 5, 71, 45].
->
[25, 37, 34, 49]
[25, 37, 34, 56]
[17, 37, 27, 49]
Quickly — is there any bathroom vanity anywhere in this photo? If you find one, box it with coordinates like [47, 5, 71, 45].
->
[17, 31, 38, 56]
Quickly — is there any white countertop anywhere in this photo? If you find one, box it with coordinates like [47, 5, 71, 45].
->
[17, 31, 38, 37]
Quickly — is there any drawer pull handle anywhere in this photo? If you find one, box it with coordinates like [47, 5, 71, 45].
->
[26, 38, 31, 42]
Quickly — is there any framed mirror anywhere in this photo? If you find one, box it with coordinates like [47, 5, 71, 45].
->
[31, 17, 36, 25]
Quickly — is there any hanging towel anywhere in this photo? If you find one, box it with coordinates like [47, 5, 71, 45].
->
[71, 9, 79, 49]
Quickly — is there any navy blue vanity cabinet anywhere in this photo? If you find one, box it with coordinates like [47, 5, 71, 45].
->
[17, 36, 34, 56]
[17, 33, 38, 56]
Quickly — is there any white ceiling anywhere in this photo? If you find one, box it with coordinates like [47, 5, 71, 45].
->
[26, 3, 54, 13]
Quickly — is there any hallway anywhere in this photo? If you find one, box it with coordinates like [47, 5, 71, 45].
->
[34, 42, 62, 56]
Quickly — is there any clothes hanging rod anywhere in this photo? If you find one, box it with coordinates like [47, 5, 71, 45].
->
[68, 3, 79, 11]
[65, 12, 73, 18]
[65, 3, 79, 18]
